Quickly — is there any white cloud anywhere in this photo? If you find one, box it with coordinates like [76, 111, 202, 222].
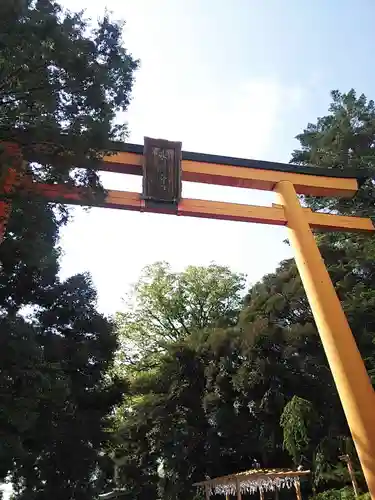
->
[127, 75, 288, 157]
[57, 0, 298, 314]
[59, 74, 295, 315]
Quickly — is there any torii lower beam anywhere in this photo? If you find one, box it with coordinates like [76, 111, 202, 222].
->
[26, 182, 375, 233]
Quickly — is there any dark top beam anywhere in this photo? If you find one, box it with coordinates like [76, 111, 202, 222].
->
[110, 140, 368, 181]
[0, 128, 369, 181]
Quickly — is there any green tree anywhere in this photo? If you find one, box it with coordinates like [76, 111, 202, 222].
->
[280, 396, 315, 466]
[112, 245, 374, 497]
[5, 274, 125, 500]
[291, 89, 375, 383]
[0, 0, 138, 498]
[112, 264, 310, 499]
[111, 262, 246, 499]
[0, 0, 138, 171]
[115, 262, 245, 367]
[291, 89, 375, 218]
[242, 252, 371, 490]
[111, 253, 371, 499]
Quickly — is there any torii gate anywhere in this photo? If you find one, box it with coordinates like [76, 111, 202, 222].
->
[1, 137, 375, 497]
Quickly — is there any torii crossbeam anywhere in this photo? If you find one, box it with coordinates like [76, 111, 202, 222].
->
[0, 137, 375, 498]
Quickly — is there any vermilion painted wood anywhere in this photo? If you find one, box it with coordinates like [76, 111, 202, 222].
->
[25, 182, 375, 233]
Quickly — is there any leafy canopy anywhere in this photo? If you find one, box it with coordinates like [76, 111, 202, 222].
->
[0, 1, 138, 499]
[115, 262, 246, 366]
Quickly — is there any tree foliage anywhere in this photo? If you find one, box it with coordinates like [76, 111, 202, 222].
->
[0, 1, 138, 498]
[115, 262, 245, 367]
[0, 0, 138, 172]
[291, 89, 375, 218]
[280, 396, 315, 466]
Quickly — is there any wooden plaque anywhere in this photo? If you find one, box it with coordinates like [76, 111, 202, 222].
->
[142, 137, 182, 204]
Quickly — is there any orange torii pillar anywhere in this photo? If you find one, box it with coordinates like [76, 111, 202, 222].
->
[275, 180, 375, 498]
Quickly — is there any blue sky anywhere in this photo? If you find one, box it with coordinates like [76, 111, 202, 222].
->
[57, 0, 375, 315]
